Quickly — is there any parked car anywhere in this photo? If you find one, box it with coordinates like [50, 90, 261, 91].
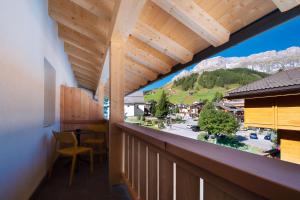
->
[264, 134, 271, 140]
[186, 124, 193, 129]
[191, 125, 200, 132]
[250, 133, 258, 139]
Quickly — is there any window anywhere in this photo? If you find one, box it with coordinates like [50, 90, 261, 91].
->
[44, 59, 56, 127]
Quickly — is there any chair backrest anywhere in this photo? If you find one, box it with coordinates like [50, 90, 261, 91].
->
[52, 131, 78, 148]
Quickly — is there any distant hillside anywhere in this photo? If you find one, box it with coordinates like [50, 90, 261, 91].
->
[144, 68, 268, 105]
[174, 68, 268, 91]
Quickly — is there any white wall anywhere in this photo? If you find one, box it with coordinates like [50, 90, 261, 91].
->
[0, 0, 76, 199]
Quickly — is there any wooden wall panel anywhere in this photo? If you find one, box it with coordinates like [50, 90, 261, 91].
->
[244, 95, 300, 131]
[60, 85, 103, 131]
[277, 95, 300, 131]
[279, 130, 300, 165]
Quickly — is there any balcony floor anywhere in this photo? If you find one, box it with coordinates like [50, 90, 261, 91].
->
[30, 157, 131, 200]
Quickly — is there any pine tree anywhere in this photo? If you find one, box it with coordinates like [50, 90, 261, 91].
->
[155, 90, 169, 119]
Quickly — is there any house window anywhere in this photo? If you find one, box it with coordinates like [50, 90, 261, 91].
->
[44, 59, 56, 127]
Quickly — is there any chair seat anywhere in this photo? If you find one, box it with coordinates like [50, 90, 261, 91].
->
[83, 138, 104, 144]
[57, 146, 92, 155]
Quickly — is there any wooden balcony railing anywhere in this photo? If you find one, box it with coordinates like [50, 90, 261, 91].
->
[116, 122, 300, 200]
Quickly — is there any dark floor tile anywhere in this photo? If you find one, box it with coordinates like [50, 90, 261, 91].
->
[30, 157, 131, 200]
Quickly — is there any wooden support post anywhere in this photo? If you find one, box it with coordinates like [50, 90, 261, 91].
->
[98, 82, 104, 120]
[109, 40, 125, 185]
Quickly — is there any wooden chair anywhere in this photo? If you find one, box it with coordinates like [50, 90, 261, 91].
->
[82, 124, 106, 162]
[50, 131, 93, 186]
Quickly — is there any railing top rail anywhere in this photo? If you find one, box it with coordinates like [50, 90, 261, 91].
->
[116, 122, 300, 199]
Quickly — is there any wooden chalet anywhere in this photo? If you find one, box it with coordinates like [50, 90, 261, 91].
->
[226, 67, 300, 165]
[1, 0, 300, 200]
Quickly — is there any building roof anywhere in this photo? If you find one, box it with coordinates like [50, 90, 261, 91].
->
[226, 68, 300, 99]
[124, 91, 145, 104]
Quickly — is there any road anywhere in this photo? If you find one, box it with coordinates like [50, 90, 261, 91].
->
[162, 118, 198, 140]
[162, 118, 274, 151]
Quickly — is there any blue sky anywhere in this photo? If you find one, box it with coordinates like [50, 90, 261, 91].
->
[142, 16, 300, 91]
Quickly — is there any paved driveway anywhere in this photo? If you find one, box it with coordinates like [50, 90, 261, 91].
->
[162, 118, 199, 140]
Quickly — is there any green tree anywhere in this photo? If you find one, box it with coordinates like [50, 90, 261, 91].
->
[149, 100, 157, 116]
[155, 90, 169, 119]
[199, 102, 238, 136]
[212, 91, 223, 102]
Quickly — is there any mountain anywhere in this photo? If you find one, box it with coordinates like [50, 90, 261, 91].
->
[172, 46, 300, 82]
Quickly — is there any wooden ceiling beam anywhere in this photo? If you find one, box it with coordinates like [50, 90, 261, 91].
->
[72, 63, 98, 74]
[58, 24, 105, 57]
[126, 41, 170, 74]
[70, 0, 114, 19]
[72, 66, 98, 80]
[75, 74, 97, 86]
[49, 0, 107, 44]
[125, 58, 158, 81]
[125, 66, 150, 81]
[68, 55, 100, 73]
[125, 71, 147, 86]
[64, 42, 102, 66]
[152, 0, 230, 47]
[125, 81, 139, 91]
[272, 0, 300, 12]
[110, 0, 147, 41]
[132, 21, 193, 64]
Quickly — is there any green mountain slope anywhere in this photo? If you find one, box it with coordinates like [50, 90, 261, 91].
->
[144, 68, 268, 105]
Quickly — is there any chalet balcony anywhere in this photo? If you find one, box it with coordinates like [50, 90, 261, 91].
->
[1, 0, 300, 200]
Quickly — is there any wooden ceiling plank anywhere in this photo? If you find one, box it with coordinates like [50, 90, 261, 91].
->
[72, 66, 98, 80]
[128, 36, 176, 67]
[152, 0, 230, 47]
[126, 41, 170, 74]
[68, 55, 100, 73]
[49, 0, 107, 44]
[64, 42, 101, 66]
[72, 63, 98, 74]
[70, 0, 114, 19]
[125, 71, 147, 86]
[125, 58, 158, 81]
[132, 21, 193, 64]
[125, 67, 149, 81]
[58, 23, 105, 57]
[272, 0, 300, 12]
[75, 74, 97, 85]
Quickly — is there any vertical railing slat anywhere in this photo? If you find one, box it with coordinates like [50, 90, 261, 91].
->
[140, 142, 147, 200]
[159, 155, 173, 200]
[124, 133, 129, 179]
[176, 165, 200, 200]
[128, 135, 132, 184]
[133, 138, 139, 192]
[148, 149, 157, 200]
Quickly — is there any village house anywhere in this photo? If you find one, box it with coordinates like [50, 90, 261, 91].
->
[124, 91, 145, 117]
[226, 67, 300, 164]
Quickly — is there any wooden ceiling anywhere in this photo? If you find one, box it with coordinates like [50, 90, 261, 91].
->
[48, 0, 299, 94]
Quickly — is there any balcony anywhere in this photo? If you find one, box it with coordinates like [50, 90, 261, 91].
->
[1, 0, 300, 200]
